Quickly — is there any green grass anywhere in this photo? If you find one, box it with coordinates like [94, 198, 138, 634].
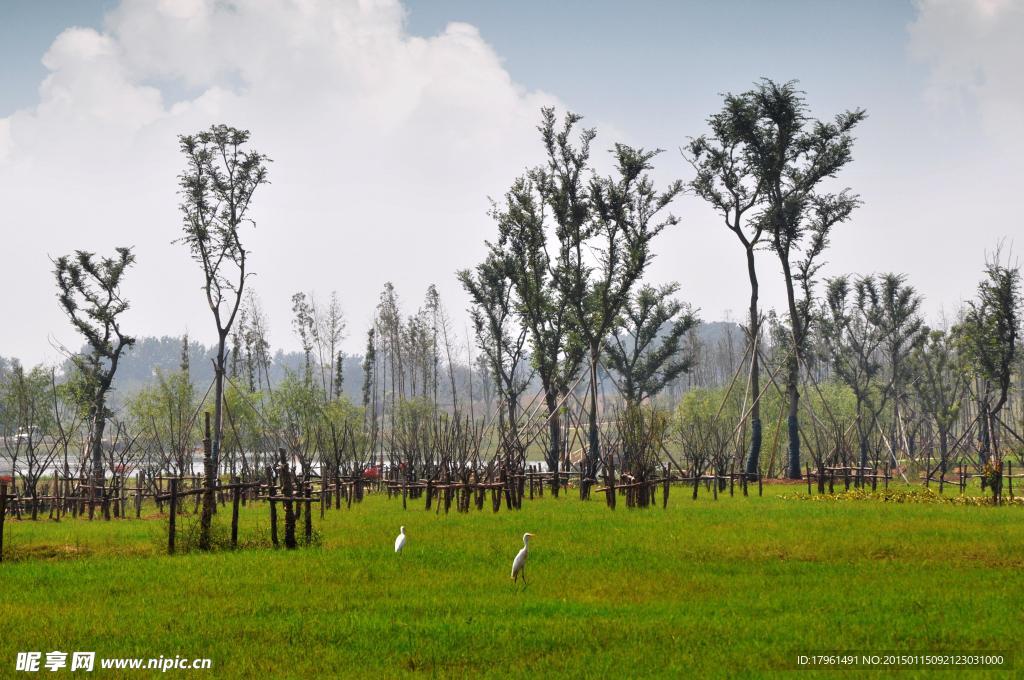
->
[1, 485, 1022, 678]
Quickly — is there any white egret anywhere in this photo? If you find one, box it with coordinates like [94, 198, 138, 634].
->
[511, 533, 535, 584]
[394, 526, 406, 554]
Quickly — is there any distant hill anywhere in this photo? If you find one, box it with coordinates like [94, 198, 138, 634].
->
[60, 336, 366, 407]
[46, 319, 747, 407]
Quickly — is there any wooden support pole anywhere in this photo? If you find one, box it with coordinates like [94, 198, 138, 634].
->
[268, 467, 278, 548]
[320, 476, 326, 520]
[304, 484, 313, 545]
[135, 471, 143, 518]
[231, 476, 240, 548]
[168, 478, 178, 555]
[806, 464, 812, 495]
[1008, 462, 1014, 501]
[662, 465, 670, 509]
[0, 482, 7, 563]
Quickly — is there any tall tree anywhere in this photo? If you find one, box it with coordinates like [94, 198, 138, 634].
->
[458, 253, 532, 437]
[603, 283, 699, 406]
[687, 93, 766, 475]
[911, 327, 966, 475]
[956, 248, 1021, 464]
[819, 274, 888, 469]
[875, 273, 926, 464]
[177, 124, 269, 547]
[731, 79, 866, 478]
[568, 135, 682, 495]
[54, 247, 136, 515]
[362, 328, 376, 430]
[490, 111, 588, 495]
[291, 292, 315, 386]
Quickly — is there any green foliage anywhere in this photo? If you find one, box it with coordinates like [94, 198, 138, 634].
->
[603, 283, 699, 405]
[53, 247, 136, 417]
[676, 380, 856, 431]
[911, 328, 966, 438]
[177, 126, 270, 289]
[955, 248, 1021, 413]
[127, 367, 199, 473]
[0, 363, 55, 440]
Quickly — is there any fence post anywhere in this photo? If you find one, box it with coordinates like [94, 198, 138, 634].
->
[168, 478, 178, 555]
[231, 476, 240, 548]
[267, 466, 278, 548]
[320, 476, 327, 520]
[1008, 462, 1013, 501]
[304, 484, 313, 545]
[0, 481, 7, 563]
[806, 464, 812, 495]
[135, 471, 143, 519]
[662, 465, 670, 509]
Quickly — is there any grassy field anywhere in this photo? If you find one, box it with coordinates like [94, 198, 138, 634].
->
[1, 485, 1022, 678]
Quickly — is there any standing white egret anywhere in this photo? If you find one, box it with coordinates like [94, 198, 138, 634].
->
[511, 533, 535, 584]
[394, 526, 406, 554]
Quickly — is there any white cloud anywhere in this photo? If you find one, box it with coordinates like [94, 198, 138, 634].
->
[909, 0, 1024, 141]
[0, 0, 558, 365]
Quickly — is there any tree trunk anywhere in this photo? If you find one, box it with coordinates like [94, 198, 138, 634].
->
[89, 400, 107, 517]
[978, 397, 991, 466]
[780, 256, 802, 480]
[743, 246, 763, 478]
[584, 351, 600, 499]
[546, 391, 561, 498]
[939, 428, 949, 474]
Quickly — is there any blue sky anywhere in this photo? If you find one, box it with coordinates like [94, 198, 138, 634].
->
[1, 0, 1020, 364]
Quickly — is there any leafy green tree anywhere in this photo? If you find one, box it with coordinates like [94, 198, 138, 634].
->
[177, 125, 269, 546]
[291, 292, 316, 386]
[54, 247, 136, 510]
[819, 274, 888, 469]
[911, 328, 966, 474]
[603, 283, 699, 406]
[0, 363, 57, 517]
[729, 80, 866, 478]
[875, 273, 926, 464]
[559, 121, 683, 495]
[488, 112, 589, 495]
[458, 253, 532, 436]
[956, 249, 1021, 464]
[687, 93, 766, 476]
[362, 328, 376, 429]
[268, 372, 322, 478]
[128, 367, 197, 476]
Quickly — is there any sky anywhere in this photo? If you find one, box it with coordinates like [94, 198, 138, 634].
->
[1, 0, 1022, 366]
